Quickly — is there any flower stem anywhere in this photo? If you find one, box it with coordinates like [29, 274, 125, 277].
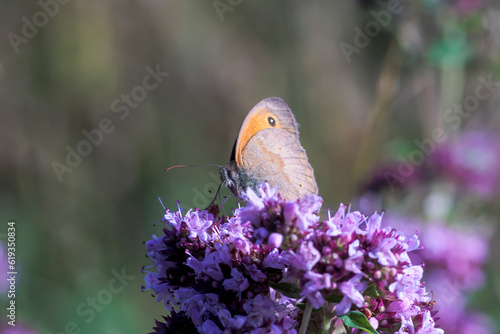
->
[322, 315, 331, 334]
[322, 303, 333, 334]
[299, 301, 313, 334]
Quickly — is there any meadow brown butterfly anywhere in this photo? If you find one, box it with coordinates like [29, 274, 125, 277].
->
[220, 97, 318, 200]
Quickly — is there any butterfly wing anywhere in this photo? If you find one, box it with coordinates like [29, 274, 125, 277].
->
[234, 97, 299, 166]
[240, 128, 318, 200]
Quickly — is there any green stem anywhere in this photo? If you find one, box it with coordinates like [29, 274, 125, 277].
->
[299, 301, 313, 334]
[322, 303, 333, 334]
[322, 315, 331, 334]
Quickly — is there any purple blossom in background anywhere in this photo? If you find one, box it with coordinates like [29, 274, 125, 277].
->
[143, 183, 443, 333]
[422, 223, 489, 289]
[384, 213, 494, 334]
[0, 241, 8, 293]
[452, 0, 484, 13]
[431, 131, 500, 198]
[0, 326, 39, 334]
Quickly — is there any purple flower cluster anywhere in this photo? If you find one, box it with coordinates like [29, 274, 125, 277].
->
[143, 184, 442, 333]
[431, 131, 500, 198]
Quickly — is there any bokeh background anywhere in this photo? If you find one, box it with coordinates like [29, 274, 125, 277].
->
[1, 1, 500, 333]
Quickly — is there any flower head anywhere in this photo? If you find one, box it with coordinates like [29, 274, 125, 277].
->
[144, 183, 441, 333]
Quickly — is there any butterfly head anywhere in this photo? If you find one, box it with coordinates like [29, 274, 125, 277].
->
[220, 161, 259, 199]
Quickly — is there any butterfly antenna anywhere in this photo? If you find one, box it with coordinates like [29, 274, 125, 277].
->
[165, 164, 223, 172]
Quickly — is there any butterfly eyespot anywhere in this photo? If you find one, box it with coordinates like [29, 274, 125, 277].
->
[267, 117, 276, 127]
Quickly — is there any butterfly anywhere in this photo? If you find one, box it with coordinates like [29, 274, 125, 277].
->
[220, 97, 318, 200]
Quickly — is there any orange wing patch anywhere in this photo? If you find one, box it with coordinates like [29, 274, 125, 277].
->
[235, 107, 280, 166]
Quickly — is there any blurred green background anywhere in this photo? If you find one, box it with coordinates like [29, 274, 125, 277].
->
[1, 1, 499, 333]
